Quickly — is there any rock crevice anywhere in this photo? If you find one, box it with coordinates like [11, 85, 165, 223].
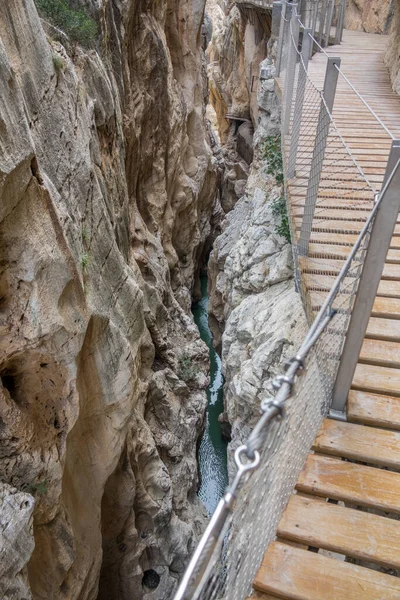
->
[0, 0, 220, 598]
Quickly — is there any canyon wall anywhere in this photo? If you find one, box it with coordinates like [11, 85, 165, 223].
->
[386, 0, 400, 93]
[208, 66, 306, 467]
[0, 1, 220, 599]
[345, 0, 394, 33]
[204, 0, 273, 269]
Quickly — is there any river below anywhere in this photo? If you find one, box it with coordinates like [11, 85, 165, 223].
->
[192, 273, 228, 516]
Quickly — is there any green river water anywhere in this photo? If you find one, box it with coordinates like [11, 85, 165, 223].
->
[192, 274, 228, 516]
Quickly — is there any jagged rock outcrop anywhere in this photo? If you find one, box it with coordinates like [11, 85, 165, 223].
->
[386, 0, 400, 93]
[208, 78, 307, 471]
[205, 0, 272, 214]
[0, 0, 220, 598]
[345, 0, 394, 33]
[0, 483, 35, 599]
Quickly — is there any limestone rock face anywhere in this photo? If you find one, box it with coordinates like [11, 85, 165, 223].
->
[345, 0, 393, 33]
[0, 484, 35, 600]
[205, 0, 272, 217]
[0, 0, 219, 598]
[386, 0, 400, 94]
[208, 85, 307, 473]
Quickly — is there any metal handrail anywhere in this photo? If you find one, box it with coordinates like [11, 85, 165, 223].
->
[172, 155, 400, 600]
[333, 63, 395, 140]
[296, 10, 395, 140]
[172, 3, 400, 599]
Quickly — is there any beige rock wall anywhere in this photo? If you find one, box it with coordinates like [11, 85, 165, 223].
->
[0, 0, 219, 598]
[345, 0, 393, 32]
[205, 1, 271, 218]
[386, 0, 400, 93]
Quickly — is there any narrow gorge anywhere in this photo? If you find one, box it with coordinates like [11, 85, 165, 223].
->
[2, 0, 400, 599]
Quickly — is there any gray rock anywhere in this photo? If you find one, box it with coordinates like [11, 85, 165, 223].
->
[0, 483, 35, 600]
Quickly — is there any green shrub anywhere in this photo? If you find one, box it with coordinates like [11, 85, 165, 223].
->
[81, 225, 90, 245]
[178, 353, 199, 382]
[27, 479, 48, 497]
[52, 53, 65, 73]
[271, 196, 291, 243]
[81, 252, 91, 270]
[35, 0, 98, 47]
[263, 135, 284, 185]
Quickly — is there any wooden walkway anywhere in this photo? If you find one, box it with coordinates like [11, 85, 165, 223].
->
[251, 30, 400, 600]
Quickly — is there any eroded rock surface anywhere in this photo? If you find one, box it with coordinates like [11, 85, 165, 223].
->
[386, 0, 400, 93]
[208, 81, 307, 473]
[0, 484, 35, 600]
[205, 0, 272, 213]
[0, 0, 220, 598]
[345, 0, 393, 33]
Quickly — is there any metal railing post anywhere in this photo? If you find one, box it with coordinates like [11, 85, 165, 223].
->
[298, 56, 341, 256]
[318, 0, 328, 44]
[334, 0, 344, 44]
[330, 141, 400, 418]
[310, 0, 319, 57]
[287, 29, 313, 178]
[323, 0, 335, 46]
[283, 6, 300, 135]
[276, 0, 287, 77]
[338, 0, 346, 42]
[272, 1, 284, 41]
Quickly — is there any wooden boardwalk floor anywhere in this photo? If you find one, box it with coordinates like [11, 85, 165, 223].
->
[251, 30, 400, 599]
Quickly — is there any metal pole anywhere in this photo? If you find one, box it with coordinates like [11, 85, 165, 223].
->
[311, 0, 319, 57]
[339, 0, 346, 42]
[276, 0, 287, 77]
[288, 29, 312, 177]
[272, 1, 284, 41]
[334, 0, 343, 44]
[324, 0, 335, 46]
[283, 6, 300, 135]
[312, 0, 319, 38]
[330, 141, 400, 417]
[298, 56, 341, 256]
[318, 0, 328, 44]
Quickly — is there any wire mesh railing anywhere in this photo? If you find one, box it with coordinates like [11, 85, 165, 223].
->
[173, 5, 400, 600]
[299, 0, 346, 47]
[280, 9, 394, 324]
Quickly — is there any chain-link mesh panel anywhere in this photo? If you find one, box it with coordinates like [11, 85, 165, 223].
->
[190, 203, 375, 599]
[174, 8, 392, 600]
[281, 25, 385, 325]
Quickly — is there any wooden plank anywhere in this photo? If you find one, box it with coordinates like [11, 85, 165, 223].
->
[254, 541, 400, 600]
[299, 257, 400, 280]
[296, 453, 400, 513]
[371, 297, 400, 318]
[366, 317, 400, 342]
[308, 243, 400, 263]
[304, 273, 400, 299]
[309, 231, 400, 249]
[359, 338, 400, 368]
[313, 418, 400, 469]
[353, 362, 400, 396]
[348, 390, 400, 430]
[295, 217, 400, 235]
[277, 494, 400, 570]
[308, 291, 400, 322]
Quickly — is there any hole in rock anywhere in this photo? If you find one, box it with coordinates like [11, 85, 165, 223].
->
[142, 569, 160, 590]
[1, 373, 17, 398]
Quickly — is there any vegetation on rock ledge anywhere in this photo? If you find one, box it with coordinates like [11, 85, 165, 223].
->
[178, 353, 199, 382]
[264, 134, 284, 185]
[264, 135, 291, 242]
[271, 196, 291, 243]
[35, 0, 98, 47]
